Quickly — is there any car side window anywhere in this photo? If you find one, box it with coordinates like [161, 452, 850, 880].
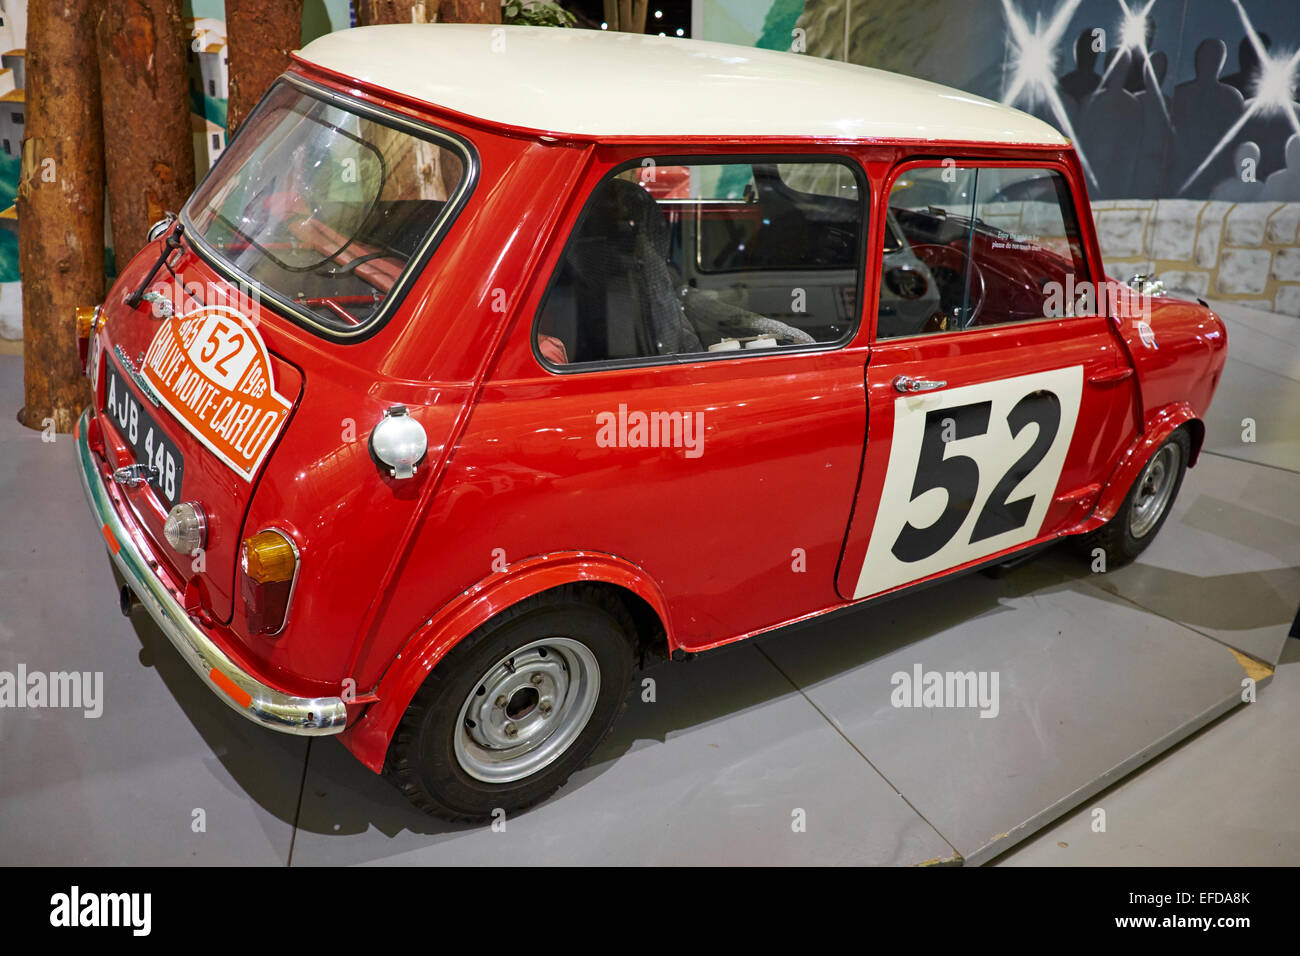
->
[877, 164, 1088, 339]
[535, 158, 865, 367]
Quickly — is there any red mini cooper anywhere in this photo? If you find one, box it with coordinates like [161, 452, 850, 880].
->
[75, 24, 1226, 820]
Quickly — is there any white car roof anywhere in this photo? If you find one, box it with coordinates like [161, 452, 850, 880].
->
[297, 24, 1069, 146]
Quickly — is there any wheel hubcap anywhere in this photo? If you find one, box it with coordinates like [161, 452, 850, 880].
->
[1129, 444, 1180, 539]
[454, 637, 600, 784]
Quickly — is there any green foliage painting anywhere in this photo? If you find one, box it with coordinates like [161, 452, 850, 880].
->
[755, 0, 805, 51]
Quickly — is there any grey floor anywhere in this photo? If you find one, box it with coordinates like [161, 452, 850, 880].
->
[0, 298, 1296, 865]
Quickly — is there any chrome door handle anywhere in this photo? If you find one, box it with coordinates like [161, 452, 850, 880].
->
[893, 375, 947, 393]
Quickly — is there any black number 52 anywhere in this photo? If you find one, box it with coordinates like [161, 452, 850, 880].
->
[890, 390, 1062, 564]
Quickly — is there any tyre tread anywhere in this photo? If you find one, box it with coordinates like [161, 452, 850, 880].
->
[383, 583, 636, 822]
[1081, 427, 1190, 569]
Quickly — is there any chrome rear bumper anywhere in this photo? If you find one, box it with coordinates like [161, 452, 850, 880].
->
[75, 407, 347, 736]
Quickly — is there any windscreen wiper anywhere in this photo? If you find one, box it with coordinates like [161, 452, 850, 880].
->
[125, 219, 185, 309]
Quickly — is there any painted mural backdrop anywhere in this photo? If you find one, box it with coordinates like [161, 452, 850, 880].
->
[0, 0, 25, 337]
[700, 0, 1300, 314]
[183, 0, 352, 184]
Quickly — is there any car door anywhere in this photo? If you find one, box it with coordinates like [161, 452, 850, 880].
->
[462, 152, 874, 650]
[836, 159, 1140, 601]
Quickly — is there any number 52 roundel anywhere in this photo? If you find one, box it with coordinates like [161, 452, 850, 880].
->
[853, 366, 1083, 599]
[141, 305, 293, 482]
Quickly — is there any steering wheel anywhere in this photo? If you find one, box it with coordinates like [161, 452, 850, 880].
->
[910, 243, 986, 329]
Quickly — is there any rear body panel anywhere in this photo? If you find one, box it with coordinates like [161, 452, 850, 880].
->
[87, 68, 593, 698]
[95, 245, 305, 624]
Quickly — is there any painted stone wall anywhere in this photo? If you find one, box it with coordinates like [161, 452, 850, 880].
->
[1092, 199, 1300, 314]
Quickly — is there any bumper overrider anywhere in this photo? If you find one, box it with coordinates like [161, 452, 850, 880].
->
[75, 407, 347, 736]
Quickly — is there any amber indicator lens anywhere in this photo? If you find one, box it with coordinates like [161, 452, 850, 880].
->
[75, 305, 98, 339]
[76, 305, 99, 369]
[241, 530, 296, 584]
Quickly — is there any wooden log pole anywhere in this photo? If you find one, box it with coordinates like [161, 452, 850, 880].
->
[439, 1, 501, 22]
[357, 1, 499, 24]
[96, 0, 195, 269]
[355, 1, 433, 23]
[630, 0, 648, 34]
[225, 0, 305, 137]
[16, 0, 104, 432]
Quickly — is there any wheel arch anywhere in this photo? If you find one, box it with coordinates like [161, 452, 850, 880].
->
[1091, 401, 1203, 525]
[339, 550, 672, 772]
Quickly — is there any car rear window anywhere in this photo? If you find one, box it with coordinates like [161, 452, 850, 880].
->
[184, 81, 473, 337]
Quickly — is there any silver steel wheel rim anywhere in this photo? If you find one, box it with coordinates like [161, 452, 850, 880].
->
[453, 637, 601, 784]
[1129, 444, 1180, 539]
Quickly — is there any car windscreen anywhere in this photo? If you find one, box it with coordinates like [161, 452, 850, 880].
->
[183, 81, 472, 336]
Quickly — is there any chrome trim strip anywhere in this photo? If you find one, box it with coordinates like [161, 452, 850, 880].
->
[113, 345, 162, 407]
[75, 408, 347, 735]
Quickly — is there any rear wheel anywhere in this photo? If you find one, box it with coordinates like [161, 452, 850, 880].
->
[385, 585, 635, 822]
[1083, 428, 1190, 568]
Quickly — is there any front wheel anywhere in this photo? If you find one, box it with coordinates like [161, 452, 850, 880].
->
[385, 585, 635, 822]
[1083, 428, 1190, 568]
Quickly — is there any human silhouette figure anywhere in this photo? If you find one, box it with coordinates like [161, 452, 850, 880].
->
[1146, 50, 1170, 108]
[1133, 51, 1173, 198]
[1209, 141, 1265, 200]
[1223, 33, 1271, 98]
[1078, 49, 1142, 198]
[1261, 134, 1300, 201]
[1243, 94, 1300, 180]
[1123, 15, 1158, 94]
[1059, 30, 1102, 107]
[1171, 39, 1246, 195]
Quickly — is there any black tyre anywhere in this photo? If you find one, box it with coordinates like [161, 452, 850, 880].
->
[1083, 428, 1190, 568]
[384, 584, 635, 822]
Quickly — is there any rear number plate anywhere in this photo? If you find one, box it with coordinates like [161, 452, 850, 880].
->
[103, 361, 185, 510]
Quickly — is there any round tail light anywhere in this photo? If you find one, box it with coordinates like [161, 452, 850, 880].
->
[164, 502, 207, 554]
